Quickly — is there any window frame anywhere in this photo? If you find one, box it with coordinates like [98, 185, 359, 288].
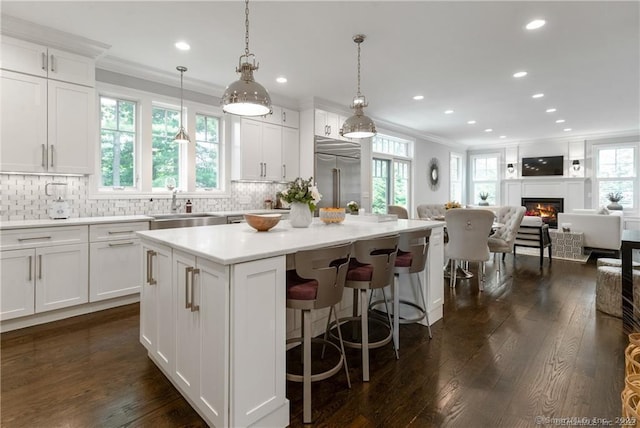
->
[593, 142, 638, 211]
[371, 133, 414, 215]
[90, 82, 229, 199]
[450, 152, 464, 204]
[469, 152, 500, 205]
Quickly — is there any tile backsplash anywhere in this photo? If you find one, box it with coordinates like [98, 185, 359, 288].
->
[1, 174, 285, 221]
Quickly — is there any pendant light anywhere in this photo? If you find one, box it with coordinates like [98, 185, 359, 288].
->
[174, 66, 190, 144]
[221, 0, 272, 117]
[340, 34, 377, 139]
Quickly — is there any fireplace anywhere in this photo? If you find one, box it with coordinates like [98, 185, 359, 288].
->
[521, 198, 564, 228]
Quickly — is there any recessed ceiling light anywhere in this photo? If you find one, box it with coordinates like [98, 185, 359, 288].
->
[555, 119, 565, 123]
[484, 128, 493, 132]
[546, 108, 557, 113]
[175, 41, 191, 51]
[563, 128, 572, 132]
[526, 19, 546, 30]
[499, 135, 506, 139]
[413, 95, 424, 100]
[532, 93, 544, 99]
[276, 76, 288, 83]
[444, 109, 454, 114]
[513, 71, 528, 78]
[467, 120, 476, 125]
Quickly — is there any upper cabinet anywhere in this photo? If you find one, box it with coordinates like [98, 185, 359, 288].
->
[251, 106, 299, 129]
[1, 37, 95, 87]
[0, 37, 96, 174]
[315, 109, 348, 140]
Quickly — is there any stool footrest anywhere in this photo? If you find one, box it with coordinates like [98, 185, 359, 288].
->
[328, 316, 392, 350]
[285, 337, 345, 383]
[369, 299, 427, 324]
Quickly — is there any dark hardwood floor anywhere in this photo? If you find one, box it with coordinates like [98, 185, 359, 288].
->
[1, 253, 627, 427]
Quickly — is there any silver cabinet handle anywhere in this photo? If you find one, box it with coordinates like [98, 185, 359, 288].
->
[328, 125, 332, 136]
[191, 268, 200, 312]
[282, 111, 286, 123]
[38, 255, 42, 280]
[185, 266, 193, 309]
[108, 230, 135, 235]
[146, 250, 157, 285]
[41, 53, 47, 71]
[264, 163, 267, 177]
[324, 125, 329, 136]
[282, 164, 286, 179]
[50, 144, 55, 167]
[18, 236, 52, 242]
[108, 241, 134, 247]
[41, 144, 46, 168]
[50, 54, 55, 72]
[28, 255, 32, 281]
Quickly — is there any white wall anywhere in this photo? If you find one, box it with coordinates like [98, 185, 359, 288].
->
[413, 138, 456, 212]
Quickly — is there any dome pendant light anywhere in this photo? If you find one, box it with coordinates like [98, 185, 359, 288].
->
[340, 34, 376, 139]
[174, 66, 190, 144]
[221, 0, 272, 117]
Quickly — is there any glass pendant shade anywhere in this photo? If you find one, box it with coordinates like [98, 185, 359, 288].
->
[174, 65, 190, 144]
[340, 34, 376, 139]
[221, 0, 272, 117]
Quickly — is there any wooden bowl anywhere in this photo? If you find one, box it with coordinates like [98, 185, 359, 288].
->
[244, 213, 281, 232]
[319, 208, 346, 224]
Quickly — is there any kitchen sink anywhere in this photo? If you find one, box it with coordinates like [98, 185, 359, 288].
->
[149, 213, 227, 229]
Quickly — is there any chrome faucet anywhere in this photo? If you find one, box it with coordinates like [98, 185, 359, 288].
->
[171, 190, 181, 213]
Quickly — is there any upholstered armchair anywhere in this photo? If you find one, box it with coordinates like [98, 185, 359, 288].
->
[488, 206, 526, 265]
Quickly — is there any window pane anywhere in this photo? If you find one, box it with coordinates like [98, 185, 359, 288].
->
[394, 160, 409, 206]
[599, 180, 634, 209]
[372, 158, 390, 214]
[152, 106, 181, 188]
[100, 97, 136, 188]
[196, 114, 220, 189]
[474, 183, 496, 205]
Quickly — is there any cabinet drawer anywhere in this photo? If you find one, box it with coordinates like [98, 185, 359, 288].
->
[1, 226, 88, 251]
[90, 222, 150, 242]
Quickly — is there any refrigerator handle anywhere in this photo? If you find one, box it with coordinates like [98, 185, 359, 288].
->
[336, 168, 341, 207]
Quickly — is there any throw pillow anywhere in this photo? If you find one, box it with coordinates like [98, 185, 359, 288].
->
[596, 206, 610, 215]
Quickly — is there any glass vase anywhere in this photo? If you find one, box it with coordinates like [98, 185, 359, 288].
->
[289, 202, 313, 228]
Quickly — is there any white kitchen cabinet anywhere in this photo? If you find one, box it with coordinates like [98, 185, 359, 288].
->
[238, 118, 283, 181]
[0, 70, 95, 174]
[0, 226, 89, 320]
[140, 240, 174, 375]
[0, 249, 36, 320]
[315, 109, 348, 140]
[281, 126, 300, 181]
[281, 107, 299, 129]
[170, 250, 230, 427]
[1, 36, 95, 87]
[261, 105, 283, 126]
[89, 222, 149, 302]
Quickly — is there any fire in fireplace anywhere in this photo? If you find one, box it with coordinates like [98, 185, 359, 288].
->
[521, 198, 564, 228]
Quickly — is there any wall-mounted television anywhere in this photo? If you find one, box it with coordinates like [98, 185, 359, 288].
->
[521, 155, 564, 177]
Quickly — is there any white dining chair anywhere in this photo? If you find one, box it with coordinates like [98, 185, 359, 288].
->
[488, 205, 526, 270]
[445, 209, 495, 291]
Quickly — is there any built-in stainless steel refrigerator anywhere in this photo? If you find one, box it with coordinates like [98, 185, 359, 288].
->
[314, 138, 361, 210]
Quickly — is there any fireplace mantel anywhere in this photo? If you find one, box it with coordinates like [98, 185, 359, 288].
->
[503, 178, 587, 213]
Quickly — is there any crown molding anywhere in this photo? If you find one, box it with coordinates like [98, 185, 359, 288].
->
[1, 14, 110, 59]
[470, 129, 640, 151]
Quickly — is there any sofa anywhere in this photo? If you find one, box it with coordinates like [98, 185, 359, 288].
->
[556, 209, 623, 252]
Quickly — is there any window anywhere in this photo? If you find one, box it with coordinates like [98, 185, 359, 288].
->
[152, 106, 182, 189]
[99, 96, 136, 189]
[195, 114, 221, 190]
[470, 154, 499, 205]
[450, 153, 463, 203]
[595, 144, 637, 209]
[371, 134, 413, 214]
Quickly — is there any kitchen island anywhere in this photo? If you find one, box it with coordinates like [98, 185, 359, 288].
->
[137, 217, 444, 427]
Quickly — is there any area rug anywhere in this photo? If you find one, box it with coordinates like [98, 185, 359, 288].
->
[515, 247, 591, 263]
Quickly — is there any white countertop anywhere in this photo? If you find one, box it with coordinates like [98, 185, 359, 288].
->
[0, 209, 290, 230]
[137, 217, 444, 265]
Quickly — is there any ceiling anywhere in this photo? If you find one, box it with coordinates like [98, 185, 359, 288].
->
[2, 1, 639, 147]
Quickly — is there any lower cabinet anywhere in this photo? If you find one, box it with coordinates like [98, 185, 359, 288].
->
[1, 226, 88, 321]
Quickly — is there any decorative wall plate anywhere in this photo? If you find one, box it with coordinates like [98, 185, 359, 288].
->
[428, 157, 440, 190]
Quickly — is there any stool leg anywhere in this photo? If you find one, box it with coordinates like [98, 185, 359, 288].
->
[392, 275, 400, 351]
[302, 309, 312, 423]
[361, 289, 370, 382]
[415, 273, 432, 339]
[331, 304, 351, 388]
[352, 288, 359, 341]
[381, 287, 399, 360]
[321, 306, 333, 359]
[479, 262, 485, 292]
[450, 259, 457, 288]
